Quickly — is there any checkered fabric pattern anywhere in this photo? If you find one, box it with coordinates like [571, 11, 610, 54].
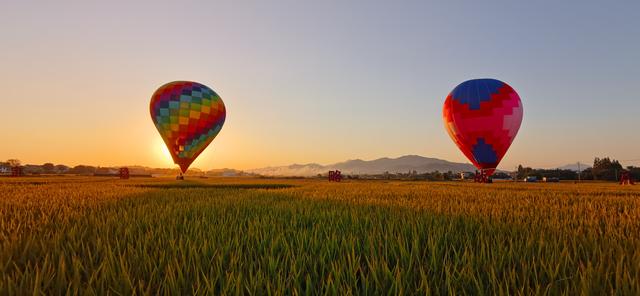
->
[443, 79, 523, 176]
[150, 81, 226, 173]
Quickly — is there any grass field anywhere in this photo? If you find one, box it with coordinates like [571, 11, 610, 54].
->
[1, 177, 639, 295]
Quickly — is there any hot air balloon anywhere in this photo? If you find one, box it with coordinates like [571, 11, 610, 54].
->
[443, 78, 523, 177]
[150, 81, 226, 174]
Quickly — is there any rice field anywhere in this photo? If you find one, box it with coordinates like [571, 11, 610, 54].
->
[1, 177, 639, 295]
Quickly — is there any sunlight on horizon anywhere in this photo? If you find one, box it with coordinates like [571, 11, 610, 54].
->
[153, 136, 176, 169]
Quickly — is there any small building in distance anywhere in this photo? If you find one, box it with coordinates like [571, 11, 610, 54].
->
[0, 164, 10, 174]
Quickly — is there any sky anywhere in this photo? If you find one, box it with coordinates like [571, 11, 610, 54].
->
[1, 0, 639, 170]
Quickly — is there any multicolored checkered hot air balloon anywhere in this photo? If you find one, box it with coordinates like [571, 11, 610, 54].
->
[443, 78, 523, 176]
[150, 81, 226, 173]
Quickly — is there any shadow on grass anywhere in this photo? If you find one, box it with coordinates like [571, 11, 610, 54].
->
[131, 183, 296, 190]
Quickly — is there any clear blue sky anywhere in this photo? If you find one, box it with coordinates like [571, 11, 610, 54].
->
[1, 0, 639, 170]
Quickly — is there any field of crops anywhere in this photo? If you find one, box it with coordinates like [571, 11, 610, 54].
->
[1, 177, 639, 295]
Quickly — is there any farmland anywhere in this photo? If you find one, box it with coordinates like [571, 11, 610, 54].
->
[1, 177, 639, 294]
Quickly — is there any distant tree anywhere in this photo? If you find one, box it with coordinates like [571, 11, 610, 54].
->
[443, 171, 455, 181]
[493, 172, 512, 179]
[23, 165, 44, 174]
[516, 165, 534, 180]
[534, 169, 577, 180]
[592, 157, 623, 181]
[432, 171, 444, 181]
[7, 159, 21, 167]
[622, 166, 640, 181]
[69, 165, 97, 175]
[42, 163, 55, 173]
[517, 165, 524, 179]
[515, 165, 578, 180]
[580, 168, 594, 180]
[55, 164, 70, 173]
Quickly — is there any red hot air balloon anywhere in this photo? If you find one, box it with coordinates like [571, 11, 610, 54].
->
[150, 81, 226, 173]
[443, 78, 523, 176]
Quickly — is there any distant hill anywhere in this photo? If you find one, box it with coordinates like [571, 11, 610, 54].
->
[247, 155, 476, 176]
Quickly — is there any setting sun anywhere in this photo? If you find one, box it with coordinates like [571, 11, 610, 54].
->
[153, 136, 175, 168]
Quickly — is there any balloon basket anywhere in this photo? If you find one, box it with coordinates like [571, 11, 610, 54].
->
[328, 170, 343, 182]
[474, 170, 492, 183]
[620, 171, 635, 185]
[176, 174, 184, 181]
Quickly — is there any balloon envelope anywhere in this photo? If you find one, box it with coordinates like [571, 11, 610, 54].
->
[150, 81, 226, 173]
[443, 79, 523, 175]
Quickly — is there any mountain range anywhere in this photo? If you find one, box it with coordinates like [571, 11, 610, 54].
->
[555, 162, 592, 172]
[247, 155, 477, 176]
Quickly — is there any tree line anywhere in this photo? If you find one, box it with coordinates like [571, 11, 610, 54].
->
[517, 157, 639, 181]
[3, 156, 639, 181]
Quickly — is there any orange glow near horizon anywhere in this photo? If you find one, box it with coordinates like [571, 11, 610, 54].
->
[153, 136, 176, 169]
[2, 2, 640, 170]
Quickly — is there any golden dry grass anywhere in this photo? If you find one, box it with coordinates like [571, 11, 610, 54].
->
[1, 177, 639, 294]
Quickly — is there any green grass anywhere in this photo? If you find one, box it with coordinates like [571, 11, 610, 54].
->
[1, 178, 639, 294]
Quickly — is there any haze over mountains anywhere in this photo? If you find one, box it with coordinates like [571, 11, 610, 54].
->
[247, 155, 477, 177]
[245, 156, 598, 177]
